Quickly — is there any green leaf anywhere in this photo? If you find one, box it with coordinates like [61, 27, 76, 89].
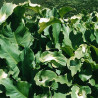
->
[53, 92, 65, 98]
[94, 24, 98, 43]
[0, 35, 20, 79]
[8, 4, 26, 30]
[42, 7, 59, 18]
[20, 48, 35, 81]
[71, 85, 89, 98]
[71, 86, 80, 98]
[61, 46, 74, 57]
[59, 7, 73, 18]
[69, 31, 84, 49]
[14, 81, 31, 97]
[0, 3, 17, 25]
[52, 23, 61, 49]
[90, 45, 98, 56]
[80, 86, 91, 95]
[79, 71, 92, 82]
[89, 79, 95, 86]
[79, 62, 92, 82]
[28, 2, 41, 13]
[0, 78, 30, 98]
[90, 33, 95, 42]
[94, 30, 98, 43]
[90, 45, 98, 63]
[2, 22, 33, 47]
[75, 44, 90, 59]
[44, 26, 50, 36]
[40, 51, 67, 68]
[38, 17, 62, 34]
[51, 81, 58, 90]
[67, 58, 82, 76]
[55, 74, 72, 86]
[34, 70, 57, 87]
[79, 73, 92, 82]
[35, 51, 41, 65]
[62, 24, 72, 49]
[15, 22, 33, 47]
[34, 93, 51, 98]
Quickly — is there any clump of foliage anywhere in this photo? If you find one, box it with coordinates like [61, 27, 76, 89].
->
[0, 2, 98, 98]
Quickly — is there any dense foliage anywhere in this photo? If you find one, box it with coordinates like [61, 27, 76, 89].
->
[0, 2, 98, 98]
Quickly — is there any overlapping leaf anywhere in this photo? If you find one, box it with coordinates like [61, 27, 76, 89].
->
[34, 70, 57, 87]
[71, 85, 91, 98]
[0, 78, 30, 98]
[52, 23, 61, 49]
[40, 51, 67, 68]
[0, 3, 17, 25]
[0, 35, 20, 79]
[55, 74, 72, 86]
[38, 17, 62, 33]
[2, 22, 33, 47]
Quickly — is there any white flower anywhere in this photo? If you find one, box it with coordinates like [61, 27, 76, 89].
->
[0, 71, 7, 80]
[96, 13, 98, 17]
[39, 78, 47, 83]
[82, 46, 86, 53]
[0, 14, 7, 23]
[95, 23, 98, 29]
[75, 90, 86, 98]
[72, 86, 87, 98]
[39, 18, 50, 23]
[29, 3, 40, 7]
[71, 15, 81, 20]
[42, 54, 56, 62]
[26, 16, 32, 19]
[64, 18, 68, 22]
[76, 91, 87, 98]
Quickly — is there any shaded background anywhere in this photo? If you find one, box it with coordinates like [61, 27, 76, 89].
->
[0, 0, 98, 16]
